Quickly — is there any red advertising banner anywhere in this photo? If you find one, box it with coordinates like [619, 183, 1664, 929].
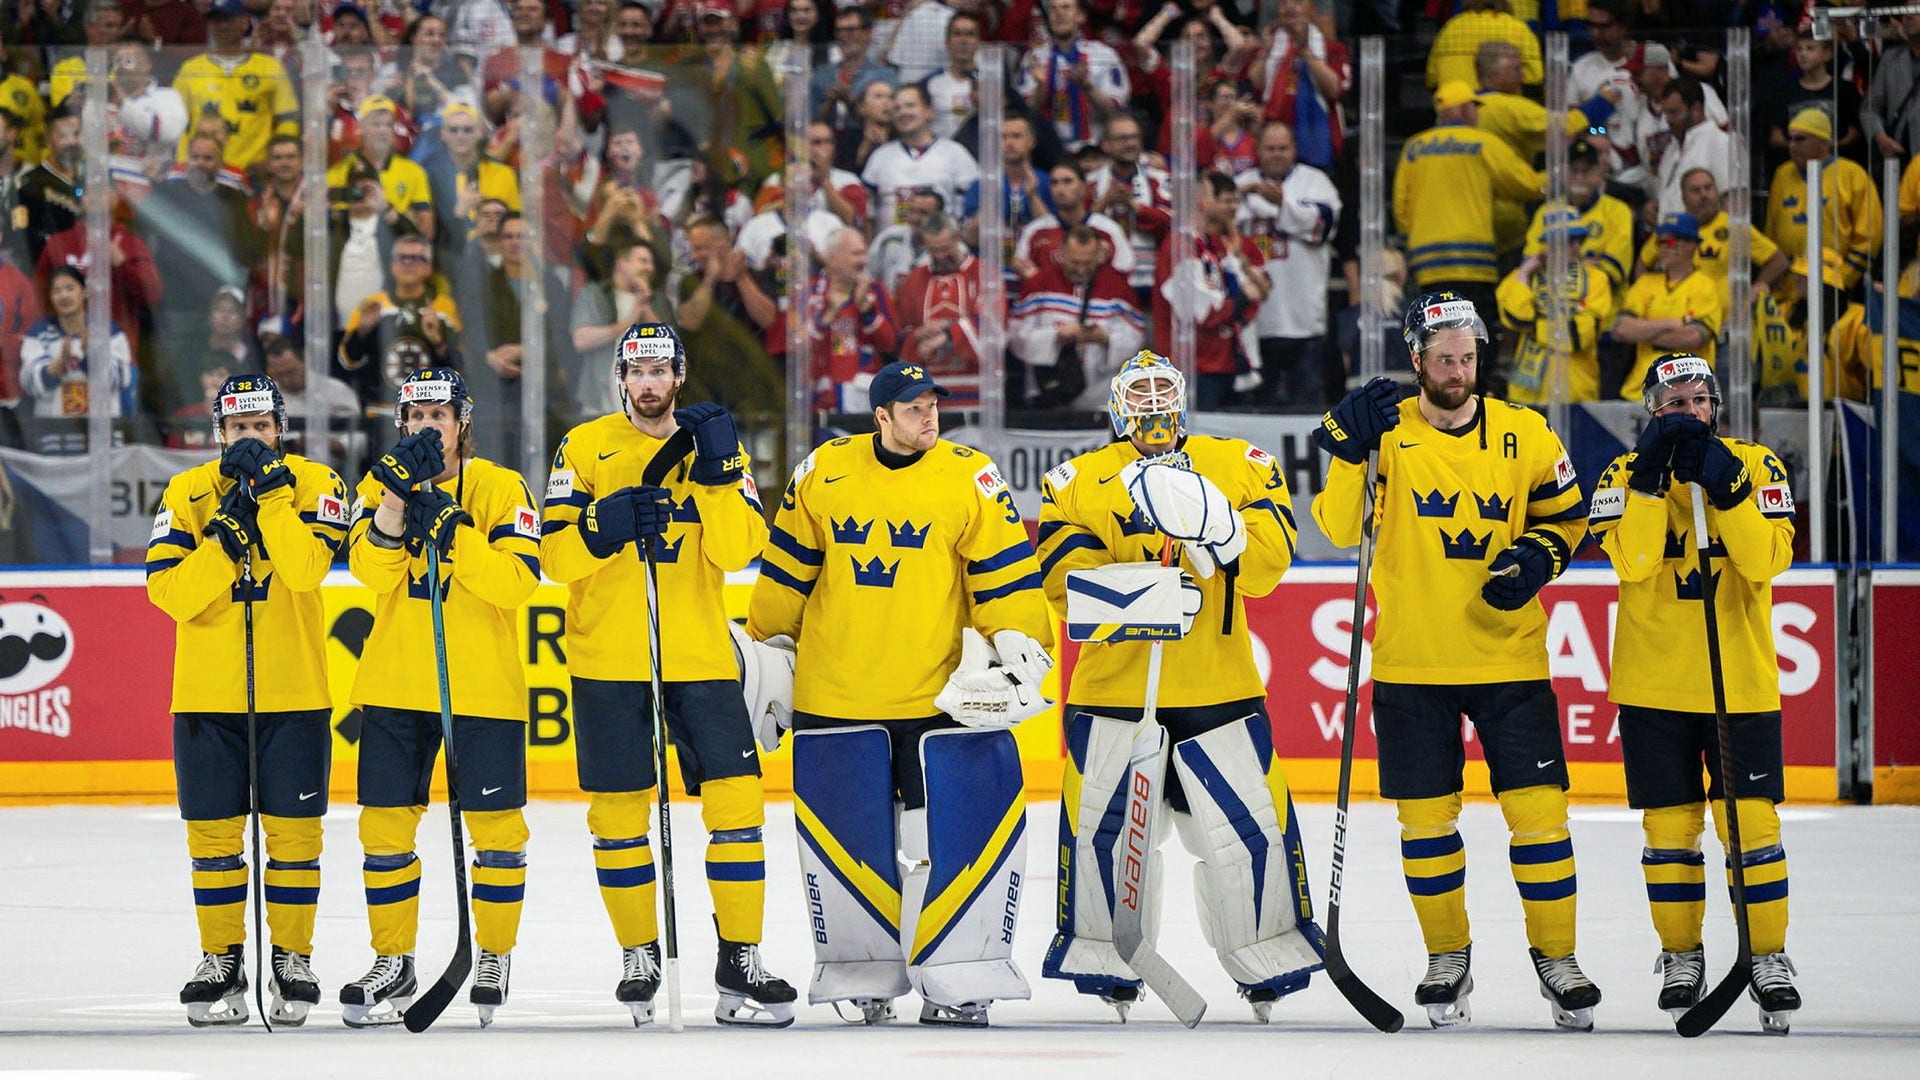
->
[0, 573, 177, 763]
[1871, 571, 1920, 798]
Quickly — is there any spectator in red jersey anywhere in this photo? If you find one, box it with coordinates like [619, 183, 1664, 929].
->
[1011, 222, 1144, 410]
[1256, 0, 1349, 173]
[895, 212, 984, 403]
[1154, 172, 1269, 407]
[806, 225, 898, 411]
[0, 247, 43, 428]
[1015, 159, 1132, 282]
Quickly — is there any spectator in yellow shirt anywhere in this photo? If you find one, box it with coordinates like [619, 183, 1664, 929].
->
[1428, 1, 1543, 89]
[1764, 107, 1882, 293]
[1613, 213, 1723, 399]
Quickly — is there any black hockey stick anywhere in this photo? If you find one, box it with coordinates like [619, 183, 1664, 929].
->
[1676, 486, 1752, 1038]
[1324, 450, 1405, 1033]
[241, 551, 272, 1032]
[640, 530, 686, 1030]
[636, 426, 696, 1030]
[404, 532, 474, 1032]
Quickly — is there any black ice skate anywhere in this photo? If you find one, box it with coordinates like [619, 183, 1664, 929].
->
[714, 938, 796, 1028]
[180, 945, 249, 1027]
[1415, 945, 1473, 1028]
[268, 946, 319, 1027]
[339, 953, 416, 1027]
[470, 950, 510, 1028]
[1656, 948, 1705, 1021]
[616, 942, 662, 1027]
[919, 1000, 989, 1027]
[1531, 948, 1601, 1031]
[1750, 952, 1801, 1035]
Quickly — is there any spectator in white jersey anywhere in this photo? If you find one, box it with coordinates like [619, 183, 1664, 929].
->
[1088, 112, 1171, 308]
[923, 9, 984, 142]
[862, 83, 980, 231]
[1017, 0, 1129, 152]
[1235, 119, 1341, 408]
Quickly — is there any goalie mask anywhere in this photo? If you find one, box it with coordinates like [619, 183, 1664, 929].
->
[212, 373, 287, 445]
[1403, 292, 1488, 355]
[395, 366, 474, 429]
[1108, 350, 1187, 450]
[1641, 352, 1722, 431]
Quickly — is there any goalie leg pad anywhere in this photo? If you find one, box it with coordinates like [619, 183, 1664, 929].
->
[1043, 710, 1155, 996]
[906, 728, 1031, 1007]
[1169, 714, 1326, 994]
[792, 725, 910, 1004]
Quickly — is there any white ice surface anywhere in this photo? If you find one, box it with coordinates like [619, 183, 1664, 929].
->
[1, 799, 1915, 1079]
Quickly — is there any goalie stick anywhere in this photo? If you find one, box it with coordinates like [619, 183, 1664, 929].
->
[1109, 536, 1207, 1028]
[1675, 486, 1753, 1038]
[1323, 450, 1405, 1033]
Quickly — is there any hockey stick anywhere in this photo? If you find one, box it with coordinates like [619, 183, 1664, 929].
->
[641, 531, 685, 1031]
[1676, 485, 1752, 1038]
[241, 550, 272, 1032]
[404, 525, 475, 1033]
[1110, 536, 1207, 1028]
[1323, 450, 1406, 1033]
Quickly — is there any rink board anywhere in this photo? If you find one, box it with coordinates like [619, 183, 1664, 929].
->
[0, 566, 1846, 803]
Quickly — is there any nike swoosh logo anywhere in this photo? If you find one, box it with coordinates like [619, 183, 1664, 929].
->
[298, 791, 318, 801]
[481, 785, 503, 796]
[1747, 772, 1768, 781]
[741, 749, 757, 759]
[1098, 474, 1121, 484]
[598, 451, 621, 460]
[1536, 759, 1557, 769]
[823, 475, 846, 483]
[190, 492, 211, 502]
[1398, 442, 1420, 449]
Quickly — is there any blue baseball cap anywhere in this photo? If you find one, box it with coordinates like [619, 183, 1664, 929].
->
[868, 360, 950, 411]
[207, 0, 249, 18]
[1655, 212, 1702, 243]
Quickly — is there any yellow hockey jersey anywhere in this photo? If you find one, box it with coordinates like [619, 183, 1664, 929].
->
[1394, 122, 1545, 287]
[327, 152, 435, 215]
[1036, 437, 1298, 710]
[1523, 193, 1636, 293]
[541, 412, 768, 682]
[1588, 441, 1795, 713]
[1311, 397, 1586, 685]
[1764, 156, 1883, 291]
[748, 436, 1054, 720]
[1498, 258, 1616, 403]
[171, 51, 300, 168]
[146, 455, 351, 714]
[347, 459, 540, 720]
[1618, 269, 1723, 399]
[0, 75, 46, 165]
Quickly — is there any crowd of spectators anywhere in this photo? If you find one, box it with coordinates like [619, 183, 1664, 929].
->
[0, 0, 1912, 484]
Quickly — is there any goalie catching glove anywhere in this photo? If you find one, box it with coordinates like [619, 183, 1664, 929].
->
[1122, 457, 1246, 578]
[728, 622, 796, 753]
[934, 628, 1053, 729]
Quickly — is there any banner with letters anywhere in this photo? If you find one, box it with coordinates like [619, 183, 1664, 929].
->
[1, 567, 1842, 804]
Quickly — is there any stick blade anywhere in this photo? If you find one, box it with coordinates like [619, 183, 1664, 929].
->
[1324, 951, 1405, 1033]
[1675, 957, 1751, 1038]
[403, 942, 473, 1033]
[1124, 944, 1207, 1028]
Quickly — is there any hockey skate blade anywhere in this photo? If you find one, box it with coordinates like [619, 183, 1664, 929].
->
[476, 1004, 496, 1028]
[1540, 986, 1594, 1033]
[1424, 976, 1472, 1029]
[716, 992, 795, 1029]
[185, 992, 251, 1028]
[341, 996, 412, 1028]
[267, 996, 312, 1027]
[625, 1000, 656, 1027]
[1758, 1007, 1792, 1036]
[830, 998, 896, 1025]
[919, 1001, 989, 1028]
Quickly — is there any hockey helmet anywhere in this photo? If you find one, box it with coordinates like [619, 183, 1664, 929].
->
[615, 322, 687, 382]
[1107, 350, 1186, 449]
[211, 373, 287, 443]
[1641, 352, 1722, 428]
[1403, 291, 1488, 354]
[395, 366, 474, 429]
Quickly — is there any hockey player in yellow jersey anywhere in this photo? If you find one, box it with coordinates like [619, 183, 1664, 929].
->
[1310, 293, 1601, 1031]
[147, 374, 351, 1028]
[1587, 354, 1801, 1034]
[1035, 350, 1326, 1021]
[1498, 208, 1616, 403]
[339, 368, 540, 1028]
[749, 360, 1055, 1028]
[540, 322, 798, 1027]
